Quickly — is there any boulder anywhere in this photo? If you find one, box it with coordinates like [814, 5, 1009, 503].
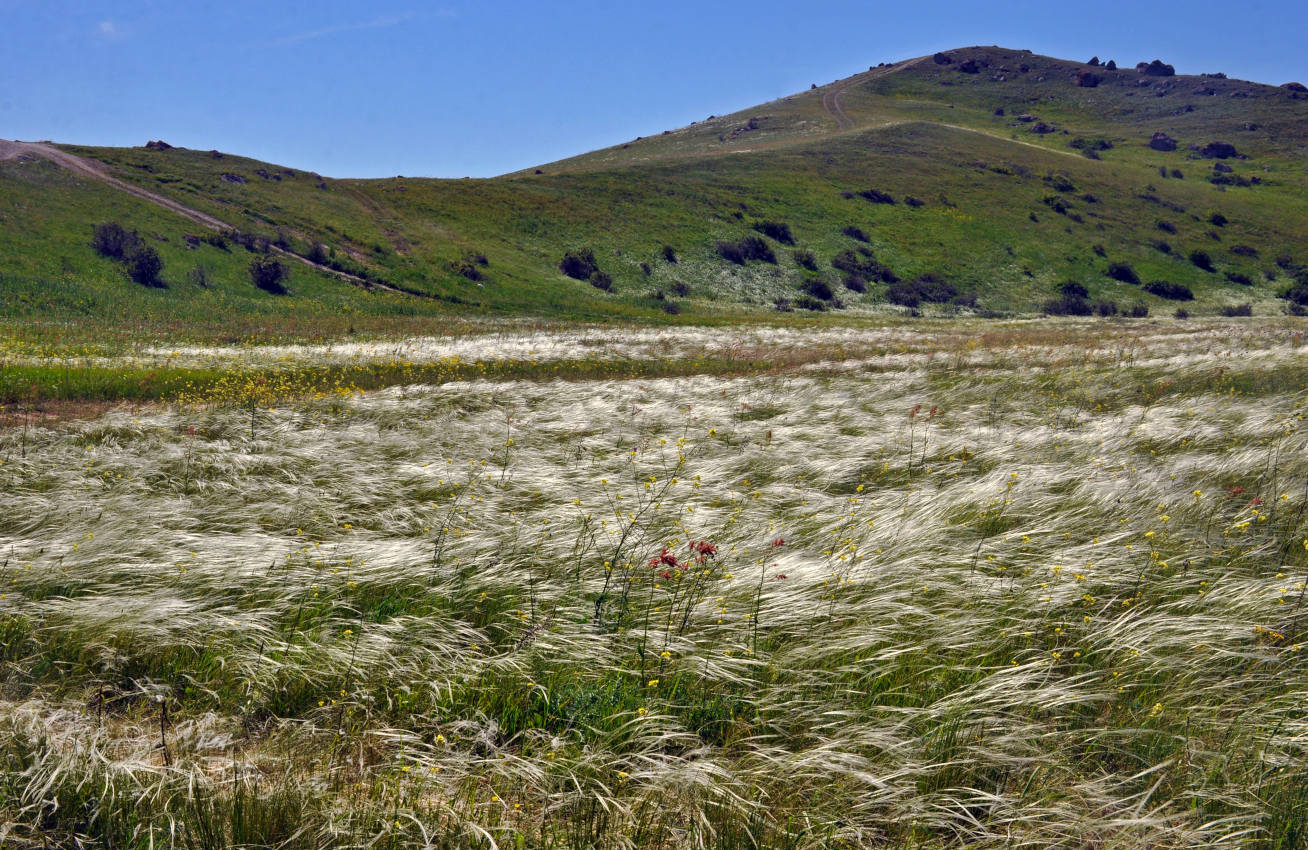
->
[1138, 59, 1176, 77]
[144, 139, 172, 151]
[1213, 162, 1234, 173]
[1282, 82, 1308, 93]
[1030, 122, 1056, 134]
[932, 52, 953, 65]
[1200, 141, 1240, 159]
[1076, 70, 1102, 88]
[1147, 132, 1178, 152]
[957, 59, 981, 74]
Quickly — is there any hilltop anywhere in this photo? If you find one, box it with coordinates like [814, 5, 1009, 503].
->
[3, 45, 1308, 342]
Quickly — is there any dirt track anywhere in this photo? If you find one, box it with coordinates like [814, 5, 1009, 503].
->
[0, 139, 404, 292]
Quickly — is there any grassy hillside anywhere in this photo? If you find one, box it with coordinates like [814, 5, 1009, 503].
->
[3, 46, 1308, 342]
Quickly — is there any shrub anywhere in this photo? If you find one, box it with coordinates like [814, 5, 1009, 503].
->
[792, 249, 818, 271]
[857, 189, 896, 204]
[91, 222, 141, 260]
[904, 197, 926, 207]
[888, 273, 968, 308]
[1044, 173, 1076, 193]
[1092, 244, 1107, 257]
[1152, 241, 1172, 254]
[841, 225, 870, 242]
[1225, 271, 1253, 286]
[640, 262, 652, 276]
[1108, 263, 1140, 284]
[125, 246, 164, 287]
[1230, 244, 1258, 257]
[1156, 220, 1177, 234]
[1059, 280, 1089, 299]
[1095, 300, 1119, 316]
[773, 297, 793, 312]
[716, 235, 774, 264]
[1174, 308, 1190, 319]
[802, 278, 835, 300]
[1208, 212, 1228, 227]
[1044, 295, 1093, 316]
[305, 242, 329, 264]
[752, 221, 795, 245]
[249, 255, 289, 294]
[1070, 137, 1113, 152]
[661, 245, 678, 263]
[670, 281, 690, 297]
[1189, 250, 1215, 272]
[589, 271, 614, 291]
[793, 295, 828, 311]
[1126, 303, 1149, 317]
[1143, 280, 1194, 300]
[454, 261, 484, 282]
[559, 249, 599, 281]
[843, 274, 867, 293]
[830, 250, 897, 283]
[661, 300, 681, 315]
[1219, 303, 1253, 316]
[1171, 168, 1184, 179]
[1277, 283, 1308, 307]
[203, 232, 230, 251]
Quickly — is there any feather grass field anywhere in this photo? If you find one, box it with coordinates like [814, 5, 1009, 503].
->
[2, 319, 1307, 848]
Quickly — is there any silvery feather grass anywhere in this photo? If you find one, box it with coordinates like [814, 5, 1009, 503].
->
[1, 320, 1307, 848]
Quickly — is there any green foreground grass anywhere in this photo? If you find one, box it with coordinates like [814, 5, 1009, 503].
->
[2, 321, 1307, 848]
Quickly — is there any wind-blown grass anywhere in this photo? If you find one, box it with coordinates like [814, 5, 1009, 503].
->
[1, 323, 1306, 848]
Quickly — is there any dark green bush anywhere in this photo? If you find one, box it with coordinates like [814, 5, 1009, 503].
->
[831, 250, 898, 283]
[802, 278, 835, 300]
[841, 225, 870, 243]
[1156, 220, 1177, 234]
[792, 249, 818, 271]
[1189, 250, 1215, 272]
[670, 282, 690, 297]
[1225, 271, 1253, 286]
[1109, 261, 1140, 285]
[794, 295, 828, 311]
[1209, 212, 1228, 227]
[249, 255, 289, 294]
[559, 249, 599, 281]
[716, 236, 776, 265]
[1059, 280, 1089, 299]
[1143, 280, 1194, 300]
[125, 246, 164, 287]
[1044, 295, 1093, 316]
[91, 222, 141, 260]
[1219, 303, 1253, 316]
[589, 271, 613, 291]
[661, 245, 678, 264]
[753, 221, 795, 245]
[857, 189, 896, 204]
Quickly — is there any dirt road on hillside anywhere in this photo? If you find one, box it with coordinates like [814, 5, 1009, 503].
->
[0, 139, 406, 292]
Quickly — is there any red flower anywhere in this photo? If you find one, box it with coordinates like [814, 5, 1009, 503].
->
[1251, 497, 1264, 506]
[649, 547, 684, 570]
[689, 541, 718, 559]
[775, 573, 787, 580]
[771, 538, 785, 548]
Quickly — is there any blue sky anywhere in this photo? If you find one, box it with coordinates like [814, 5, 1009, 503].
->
[4, 0, 1305, 177]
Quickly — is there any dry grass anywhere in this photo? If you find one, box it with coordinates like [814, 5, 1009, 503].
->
[1, 320, 1306, 848]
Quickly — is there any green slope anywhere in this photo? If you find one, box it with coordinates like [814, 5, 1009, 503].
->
[3, 46, 1307, 341]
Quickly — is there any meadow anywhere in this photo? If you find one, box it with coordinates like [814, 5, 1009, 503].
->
[2, 318, 1308, 848]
